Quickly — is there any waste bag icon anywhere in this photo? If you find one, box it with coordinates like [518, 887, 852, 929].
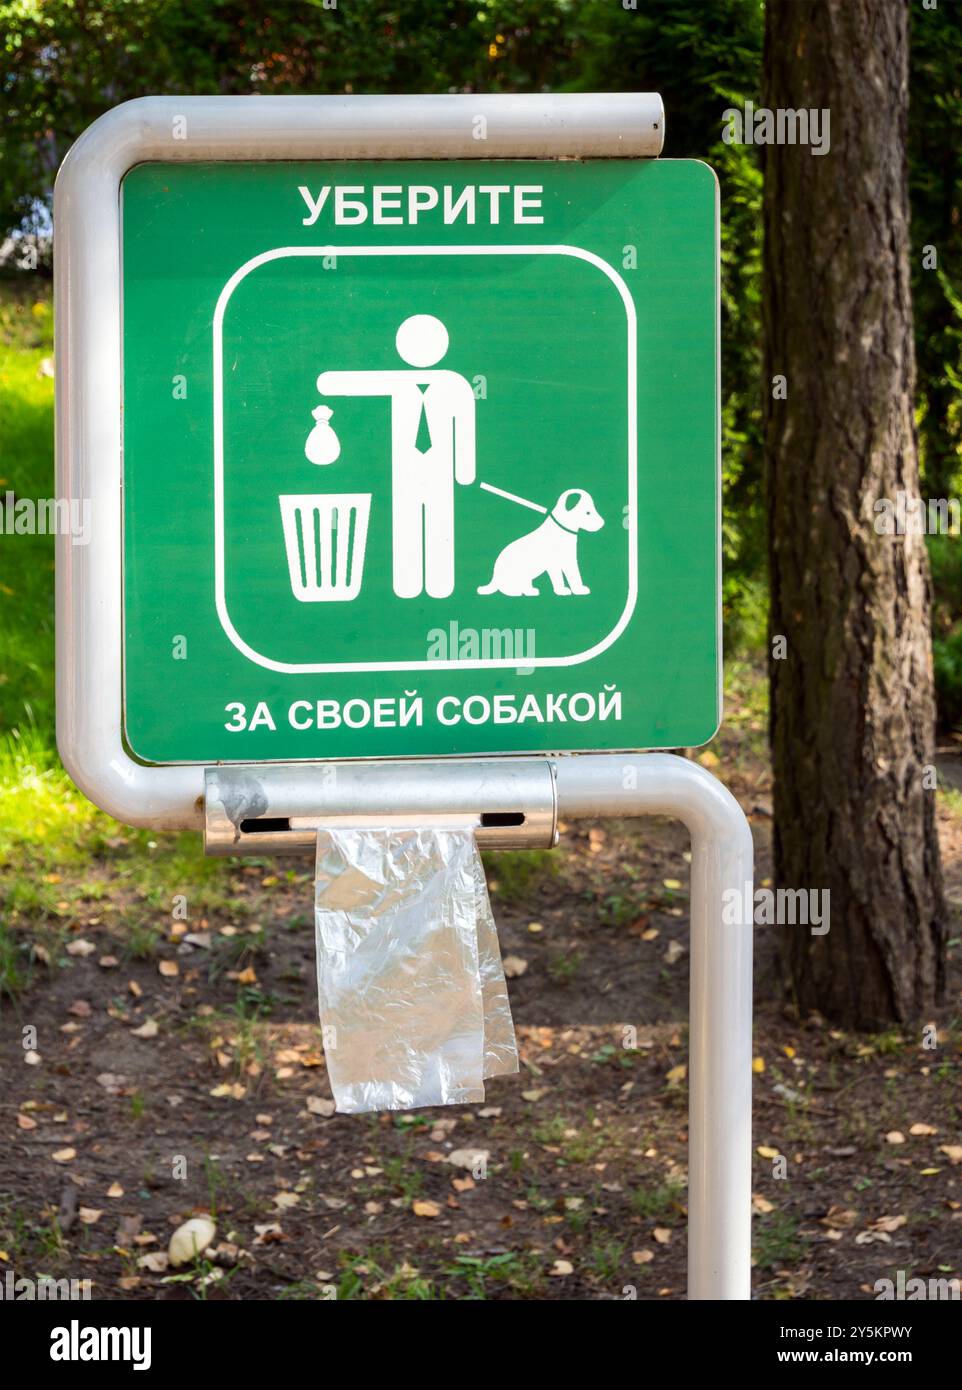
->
[279, 493, 371, 602]
[304, 404, 341, 466]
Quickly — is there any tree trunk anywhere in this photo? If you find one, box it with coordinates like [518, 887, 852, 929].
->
[763, 0, 945, 1028]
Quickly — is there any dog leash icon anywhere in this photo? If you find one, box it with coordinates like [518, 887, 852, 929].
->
[478, 481, 548, 515]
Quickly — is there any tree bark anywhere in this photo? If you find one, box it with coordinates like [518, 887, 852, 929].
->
[763, 0, 945, 1028]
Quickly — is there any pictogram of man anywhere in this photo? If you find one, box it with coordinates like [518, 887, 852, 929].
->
[316, 314, 475, 599]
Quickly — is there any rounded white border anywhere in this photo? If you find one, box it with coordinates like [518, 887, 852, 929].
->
[213, 244, 637, 673]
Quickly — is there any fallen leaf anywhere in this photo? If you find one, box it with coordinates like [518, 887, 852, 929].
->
[252, 1223, 283, 1244]
[158, 960, 179, 978]
[665, 1064, 687, 1086]
[652, 1227, 672, 1245]
[885, 1131, 906, 1145]
[664, 940, 685, 966]
[502, 956, 529, 978]
[752, 1193, 774, 1214]
[757, 1145, 780, 1160]
[939, 1145, 962, 1164]
[130, 1019, 159, 1039]
[78, 1208, 103, 1225]
[306, 1096, 336, 1118]
[65, 939, 96, 957]
[412, 1200, 441, 1218]
[106, 1182, 125, 1198]
[632, 1249, 655, 1264]
[909, 1123, 937, 1136]
[274, 1192, 300, 1210]
[752, 1056, 766, 1074]
[447, 1148, 489, 1171]
[870, 1214, 906, 1234]
[209, 1083, 245, 1100]
[16, 1114, 37, 1131]
[182, 933, 211, 950]
[52, 1148, 76, 1164]
[550, 1259, 573, 1276]
[138, 1252, 170, 1273]
[820, 1206, 857, 1230]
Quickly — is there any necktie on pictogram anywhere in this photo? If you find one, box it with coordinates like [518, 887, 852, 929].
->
[414, 384, 433, 454]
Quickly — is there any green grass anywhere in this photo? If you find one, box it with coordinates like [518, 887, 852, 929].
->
[0, 282, 104, 911]
[0, 281, 56, 746]
[752, 1210, 805, 1271]
[336, 1253, 438, 1301]
[0, 285, 238, 989]
[629, 1178, 686, 1223]
[446, 1250, 542, 1300]
[0, 282, 236, 993]
[482, 847, 559, 903]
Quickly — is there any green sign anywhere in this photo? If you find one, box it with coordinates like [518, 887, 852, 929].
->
[121, 159, 719, 763]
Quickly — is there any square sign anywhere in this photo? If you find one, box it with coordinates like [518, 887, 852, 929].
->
[121, 157, 719, 763]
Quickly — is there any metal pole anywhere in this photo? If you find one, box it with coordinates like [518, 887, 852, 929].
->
[554, 753, 754, 1300]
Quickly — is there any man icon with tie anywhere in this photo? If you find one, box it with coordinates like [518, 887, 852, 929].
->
[316, 314, 476, 599]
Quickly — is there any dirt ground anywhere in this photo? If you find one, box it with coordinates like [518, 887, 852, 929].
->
[1, 684, 960, 1300]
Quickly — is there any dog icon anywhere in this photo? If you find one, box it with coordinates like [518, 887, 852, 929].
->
[477, 488, 605, 597]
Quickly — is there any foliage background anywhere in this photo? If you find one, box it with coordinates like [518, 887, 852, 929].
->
[1, 0, 960, 735]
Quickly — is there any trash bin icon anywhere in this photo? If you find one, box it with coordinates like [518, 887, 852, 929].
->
[279, 493, 371, 602]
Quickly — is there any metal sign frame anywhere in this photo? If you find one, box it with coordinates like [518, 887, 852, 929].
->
[54, 94, 752, 1299]
[55, 92, 666, 826]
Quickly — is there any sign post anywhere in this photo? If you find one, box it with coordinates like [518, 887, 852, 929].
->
[55, 93, 753, 1299]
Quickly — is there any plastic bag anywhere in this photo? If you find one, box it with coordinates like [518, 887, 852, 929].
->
[314, 826, 518, 1113]
[305, 404, 341, 465]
